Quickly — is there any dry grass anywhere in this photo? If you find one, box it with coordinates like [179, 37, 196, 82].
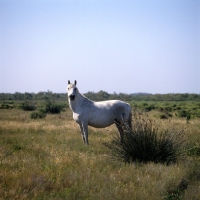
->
[0, 108, 200, 199]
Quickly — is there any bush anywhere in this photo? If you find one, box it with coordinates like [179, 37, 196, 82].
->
[159, 113, 168, 119]
[178, 110, 189, 118]
[159, 112, 172, 119]
[29, 100, 65, 119]
[187, 139, 200, 157]
[19, 101, 36, 111]
[42, 100, 64, 114]
[105, 113, 184, 165]
[187, 145, 200, 156]
[0, 101, 15, 109]
[0, 104, 12, 109]
[30, 110, 46, 119]
[145, 104, 155, 112]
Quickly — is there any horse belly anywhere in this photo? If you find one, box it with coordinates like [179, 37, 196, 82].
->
[88, 115, 114, 128]
[88, 120, 114, 128]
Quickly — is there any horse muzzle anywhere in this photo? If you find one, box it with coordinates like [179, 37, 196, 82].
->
[69, 94, 75, 101]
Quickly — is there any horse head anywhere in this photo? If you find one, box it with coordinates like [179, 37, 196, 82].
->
[67, 80, 77, 101]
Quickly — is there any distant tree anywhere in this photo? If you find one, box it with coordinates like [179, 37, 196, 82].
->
[1, 92, 200, 102]
[24, 92, 33, 100]
[96, 90, 110, 101]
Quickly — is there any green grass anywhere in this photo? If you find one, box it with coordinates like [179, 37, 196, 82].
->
[130, 101, 200, 119]
[0, 108, 200, 199]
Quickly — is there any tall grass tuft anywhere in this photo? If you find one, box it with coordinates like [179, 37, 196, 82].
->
[105, 113, 185, 165]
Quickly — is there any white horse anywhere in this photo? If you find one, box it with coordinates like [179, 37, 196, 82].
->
[67, 80, 132, 145]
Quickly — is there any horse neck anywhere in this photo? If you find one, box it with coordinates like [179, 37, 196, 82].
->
[69, 90, 85, 112]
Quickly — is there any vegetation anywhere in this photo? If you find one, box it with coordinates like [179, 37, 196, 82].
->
[0, 91, 66, 101]
[0, 91, 200, 198]
[1, 91, 200, 120]
[28, 100, 66, 119]
[0, 101, 15, 109]
[19, 101, 36, 111]
[105, 113, 185, 165]
[130, 101, 200, 119]
[41, 100, 66, 114]
[0, 91, 200, 102]
[30, 110, 47, 119]
[0, 105, 200, 199]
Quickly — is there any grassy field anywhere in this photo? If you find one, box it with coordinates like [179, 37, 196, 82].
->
[0, 106, 200, 199]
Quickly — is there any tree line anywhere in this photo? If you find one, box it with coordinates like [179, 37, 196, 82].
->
[0, 91, 200, 101]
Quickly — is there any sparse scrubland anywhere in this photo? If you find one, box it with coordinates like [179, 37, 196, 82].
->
[0, 100, 200, 199]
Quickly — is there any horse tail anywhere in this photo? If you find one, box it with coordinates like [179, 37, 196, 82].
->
[126, 103, 132, 130]
[125, 102, 132, 116]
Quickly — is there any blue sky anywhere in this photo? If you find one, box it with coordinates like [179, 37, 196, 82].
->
[0, 0, 199, 94]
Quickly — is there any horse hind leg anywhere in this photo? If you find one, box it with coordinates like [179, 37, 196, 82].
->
[128, 113, 132, 130]
[122, 111, 132, 130]
[114, 119, 124, 142]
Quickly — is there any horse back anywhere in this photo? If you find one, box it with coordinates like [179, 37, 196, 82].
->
[94, 100, 131, 119]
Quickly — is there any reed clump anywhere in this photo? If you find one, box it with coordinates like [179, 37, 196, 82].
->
[105, 112, 185, 165]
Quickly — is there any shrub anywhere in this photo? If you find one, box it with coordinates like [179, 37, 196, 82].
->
[29, 100, 65, 119]
[186, 114, 191, 123]
[187, 145, 200, 156]
[178, 110, 189, 118]
[105, 113, 184, 165]
[163, 106, 172, 112]
[187, 139, 200, 157]
[0, 101, 15, 109]
[159, 113, 168, 119]
[19, 101, 36, 111]
[30, 110, 46, 119]
[159, 112, 172, 119]
[0, 104, 11, 109]
[42, 100, 64, 114]
[145, 104, 155, 112]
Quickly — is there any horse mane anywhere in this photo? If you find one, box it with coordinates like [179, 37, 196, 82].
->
[78, 89, 94, 103]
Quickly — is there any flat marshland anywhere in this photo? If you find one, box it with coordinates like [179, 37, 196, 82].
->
[0, 106, 200, 199]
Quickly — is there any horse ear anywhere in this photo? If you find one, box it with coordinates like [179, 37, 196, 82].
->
[68, 80, 70, 85]
[74, 80, 77, 85]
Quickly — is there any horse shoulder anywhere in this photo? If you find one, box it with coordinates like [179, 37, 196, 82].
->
[74, 98, 93, 120]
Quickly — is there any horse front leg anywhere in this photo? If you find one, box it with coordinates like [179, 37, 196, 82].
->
[81, 123, 89, 145]
[78, 124, 86, 144]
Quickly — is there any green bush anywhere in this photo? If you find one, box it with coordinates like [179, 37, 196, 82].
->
[0, 101, 15, 109]
[187, 138, 200, 157]
[42, 100, 65, 114]
[19, 101, 36, 111]
[187, 146, 200, 156]
[29, 100, 65, 119]
[0, 104, 11, 109]
[159, 112, 173, 119]
[30, 110, 46, 119]
[105, 113, 184, 165]
[178, 110, 190, 118]
[159, 113, 168, 119]
[145, 104, 155, 112]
